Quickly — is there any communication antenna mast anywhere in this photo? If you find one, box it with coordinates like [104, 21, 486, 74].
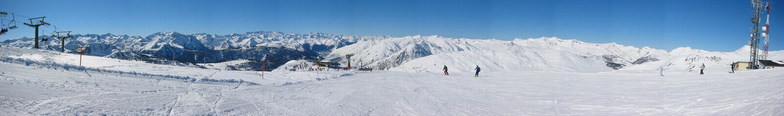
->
[749, 0, 765, 69]
[762, 3, 771, 60]
[23, 16, 49, 49]
[52, 31, 72, 53]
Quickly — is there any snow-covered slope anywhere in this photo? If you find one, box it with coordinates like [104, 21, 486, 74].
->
[5, 31, 783, 74]
[0, 47, 354, 85]
[272, 60, 316, 72]
[328, 35, 474, 70]
[197, 59, 253, 70]
[329, 36, 668, 73]
[329, 35, 784, 74]
[2, 48, 783, 115]
[620, 45, 784, 74]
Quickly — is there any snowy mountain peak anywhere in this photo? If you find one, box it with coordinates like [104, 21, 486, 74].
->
[513, 37, 587, 46]
[143, 31, 207, 50]
[735, 45, 753, 53]
[421, 35, 444, 38]
[328, 35, 676, 72]
[670, 47, 704, 55]
[150, 32, 184, 36]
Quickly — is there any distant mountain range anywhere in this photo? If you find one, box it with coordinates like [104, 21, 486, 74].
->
[0, 31, 384, 70]
[2, 31, 781, 72]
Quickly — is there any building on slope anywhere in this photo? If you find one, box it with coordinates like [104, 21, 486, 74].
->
[732, 62, 752, 71]
[758, 60, 784, 69]
[317, 57, 342, 68]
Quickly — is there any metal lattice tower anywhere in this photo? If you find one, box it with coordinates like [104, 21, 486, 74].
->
[749, 0, 764, 69]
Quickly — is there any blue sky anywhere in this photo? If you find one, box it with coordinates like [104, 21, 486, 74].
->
[1, 0, 781, 52]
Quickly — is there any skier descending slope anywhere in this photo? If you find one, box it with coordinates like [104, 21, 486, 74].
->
[474, 65, 481, 77]
[443, 65, 449, 75]
[731, 64, 736, 73]
[700, 63, 705, 75]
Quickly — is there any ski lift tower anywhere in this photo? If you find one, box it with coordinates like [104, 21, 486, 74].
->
[346, 54, 354, 69]
[261, 54, 267, 79]
[749, 0, 765, 69]
[52, 31, 72, 53]
[23, 16, 49, 49]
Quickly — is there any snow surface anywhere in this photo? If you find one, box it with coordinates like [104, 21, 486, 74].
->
[7, 31, 779, 73]
[0, 47, 354, 86]
[197, 59, 253, 70]
[329, 35, 783, 75]
[1, 45, 784, 115]
[329, 36, 672, 72]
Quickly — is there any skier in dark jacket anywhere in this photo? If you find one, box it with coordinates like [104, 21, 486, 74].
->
[474, 65, 481, 77]
[700, 63, 705, 75]
[443, 65, 449, 75]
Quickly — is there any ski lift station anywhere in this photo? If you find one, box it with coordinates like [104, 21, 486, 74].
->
[317, 57, 341, 68]
[316, 54, 356, 69]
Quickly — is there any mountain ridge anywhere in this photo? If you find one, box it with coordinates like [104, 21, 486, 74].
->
[2, 31, 781, 73]
[1, 31, 383, 70]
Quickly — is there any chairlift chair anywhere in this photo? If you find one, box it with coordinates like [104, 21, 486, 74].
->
[8, 13, 17, 29]
[0, 17, 6, 35]
[0, 19, 6, 34]
[0, 13, 18, 35]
